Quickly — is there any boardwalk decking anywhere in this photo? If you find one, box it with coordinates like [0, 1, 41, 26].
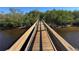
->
[8, 20, 76, 51]
[32, 21, 55, 51]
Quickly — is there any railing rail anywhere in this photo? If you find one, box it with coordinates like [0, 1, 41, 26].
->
[46, 28, 57, 51]
[25, 22, 39, 51]
[8, 20, 38, 51]
[43, 20, 76, 51]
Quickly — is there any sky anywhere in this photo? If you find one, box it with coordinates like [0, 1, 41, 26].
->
[0, 7, 79, 14]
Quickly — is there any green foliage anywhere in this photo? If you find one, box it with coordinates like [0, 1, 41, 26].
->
[44, 10, 75, 26]
[0, 8, 79, 29]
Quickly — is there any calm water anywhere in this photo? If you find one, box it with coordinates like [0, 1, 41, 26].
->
[0, 27, 79, 51]
[0, 28, 26, 51]
[55, 27, 79, 50]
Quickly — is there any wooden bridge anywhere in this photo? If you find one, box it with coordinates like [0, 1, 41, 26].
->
[7, 20, 77, 51]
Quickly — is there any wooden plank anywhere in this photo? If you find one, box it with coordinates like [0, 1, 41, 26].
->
[41, 22, 54, 51]
[25, 24, 38, 51]
[32, 22, 40, 51]
[32, 32, 40, 51]
[42, 31, 54, 51]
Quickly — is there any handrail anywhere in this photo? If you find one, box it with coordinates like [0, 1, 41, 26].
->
[25, 22, 38, 51]
[46, 28, 57, 51]
[8, 20, 38, 51]
[43, 20, 76, 51]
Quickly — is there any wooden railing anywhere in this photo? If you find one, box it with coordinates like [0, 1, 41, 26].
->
[43, 20, 76, 51]
[25, 22, 39, 51]
[8, 20, 38, 51]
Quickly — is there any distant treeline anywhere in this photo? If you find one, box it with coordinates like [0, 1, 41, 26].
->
[0, 8, 39, 29]
[43, 10, 79, 27]
[0, 8, 79, 29]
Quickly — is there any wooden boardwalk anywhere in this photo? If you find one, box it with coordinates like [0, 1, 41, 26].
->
[32, 21, 56, 51]
[7, 20, 76, 51]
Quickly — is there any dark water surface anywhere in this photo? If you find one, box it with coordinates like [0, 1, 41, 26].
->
[55, 27, 79, 50]
[0, 26, 79, 51]
[0, 28, 26, 51]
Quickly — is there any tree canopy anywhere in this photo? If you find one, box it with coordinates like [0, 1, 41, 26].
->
[0, 8, 79, 29]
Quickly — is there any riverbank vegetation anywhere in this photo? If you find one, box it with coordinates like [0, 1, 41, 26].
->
[43, 10, 79, 27]
[0, 8, 79, 30]
[0, 8, 40, 29]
